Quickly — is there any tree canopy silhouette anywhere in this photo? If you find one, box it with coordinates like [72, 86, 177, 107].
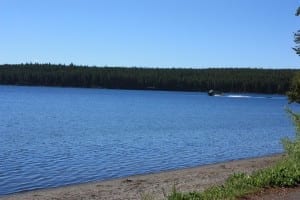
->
[288, 6, 300, 103]
[0, 63, 296, 94]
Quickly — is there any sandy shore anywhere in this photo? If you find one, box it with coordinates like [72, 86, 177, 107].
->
[1, 154, 284, 200]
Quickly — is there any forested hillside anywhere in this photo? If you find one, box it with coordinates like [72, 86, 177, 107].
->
[0, 63, 297, 94]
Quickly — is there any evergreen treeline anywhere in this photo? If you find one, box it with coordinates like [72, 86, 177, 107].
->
[0, 63, 297, 94]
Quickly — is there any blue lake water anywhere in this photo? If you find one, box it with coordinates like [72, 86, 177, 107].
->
[0, 85, 297, 196]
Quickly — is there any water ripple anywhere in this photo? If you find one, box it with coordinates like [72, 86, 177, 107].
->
[0, 86, 297, 196]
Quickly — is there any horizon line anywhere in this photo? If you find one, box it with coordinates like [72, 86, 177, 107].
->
[0, 62, 299, 70]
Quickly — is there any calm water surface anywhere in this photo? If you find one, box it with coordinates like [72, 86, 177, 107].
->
[0, 86, 297, 195]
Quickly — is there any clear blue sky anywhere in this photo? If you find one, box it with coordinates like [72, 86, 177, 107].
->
[0, 0, 299, 68]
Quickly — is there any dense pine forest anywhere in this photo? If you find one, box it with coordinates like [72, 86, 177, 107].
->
[0, 63, 297, 94]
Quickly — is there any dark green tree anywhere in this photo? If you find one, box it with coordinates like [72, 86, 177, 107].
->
[287, 73, 300, 103]
[288, 7, 300, 103]
[293, 7, 300, 55]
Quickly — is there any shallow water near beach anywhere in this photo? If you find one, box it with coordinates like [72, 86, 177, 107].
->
[0, 86, 297, 195]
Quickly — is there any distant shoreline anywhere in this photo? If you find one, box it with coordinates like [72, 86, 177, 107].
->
[0, 84, 289, 97]
[1, 154, 284, 200]
[0, 64, 296, 94]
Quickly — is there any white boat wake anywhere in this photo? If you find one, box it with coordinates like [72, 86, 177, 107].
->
[222, 95, 285, 99]
[226, 95, 251, 98]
